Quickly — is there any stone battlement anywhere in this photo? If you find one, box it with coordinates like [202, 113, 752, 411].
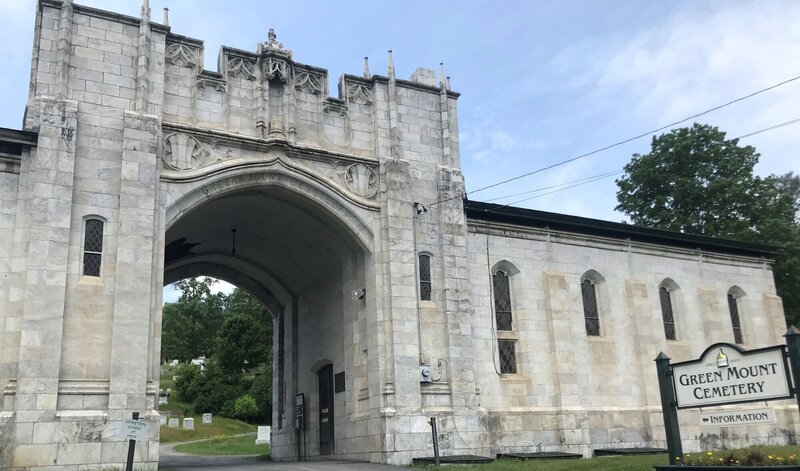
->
[28, 0, 461, 168]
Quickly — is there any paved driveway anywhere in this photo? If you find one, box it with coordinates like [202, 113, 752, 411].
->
[159, 445, 404, 470]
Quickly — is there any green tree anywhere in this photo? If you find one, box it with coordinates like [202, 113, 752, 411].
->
[215, 288, 272, 374]
[161, 278, 226, 362]
[616, 123, 800, 325]
[233, 394, 259, 422]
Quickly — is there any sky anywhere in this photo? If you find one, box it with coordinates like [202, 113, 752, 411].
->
[2, 1, 798, 301]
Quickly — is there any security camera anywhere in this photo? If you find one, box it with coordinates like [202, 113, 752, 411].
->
[353, 288, 366, 300]
[413, 202, 427, 215]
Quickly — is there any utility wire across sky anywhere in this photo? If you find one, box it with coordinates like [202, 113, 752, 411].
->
[472, 116, 800, 214]
[428, 74, 800, 208]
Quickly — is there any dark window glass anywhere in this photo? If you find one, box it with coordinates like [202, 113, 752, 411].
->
[498, 341, 517, 374]
[728, 293, 743, 344]
[419, 254, 431, 301]
[83, 219, 103, 277]
[660, 287, 676, 340]
[582, 279, 600, 336]
[493, 270, 512, 331]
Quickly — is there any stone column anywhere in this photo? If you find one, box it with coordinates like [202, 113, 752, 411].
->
[7, 97, 78, 466]
[107, 110, 161, 465]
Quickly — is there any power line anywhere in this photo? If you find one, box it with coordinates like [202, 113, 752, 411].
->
[429, 73, 800, 208]
[485, 170, 622, 203]
[476, 116, 800, 214]
[734, 117, 800, 140]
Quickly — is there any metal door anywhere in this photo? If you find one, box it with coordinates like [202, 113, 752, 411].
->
[318, 364, 334, 455]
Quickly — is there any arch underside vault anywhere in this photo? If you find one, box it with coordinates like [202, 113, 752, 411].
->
[160, 175, 376, 460]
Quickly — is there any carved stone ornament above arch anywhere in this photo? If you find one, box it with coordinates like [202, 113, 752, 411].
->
[226, 56, 256, 80]
[343, 163, 377, 199]
[165, 43, 199, 68]
[163, 133, 210, 170]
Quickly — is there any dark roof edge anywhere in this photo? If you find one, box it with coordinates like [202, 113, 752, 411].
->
[464, 200, 781, 259]
[0, 128, 38, 146]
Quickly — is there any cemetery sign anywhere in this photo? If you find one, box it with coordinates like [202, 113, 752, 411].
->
[671, 343, 792, 409]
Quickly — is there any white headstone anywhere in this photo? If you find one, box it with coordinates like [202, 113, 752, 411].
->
[183, 417, 195, 430]
[202, 413, 212, 424]
[159, 415, 167, 426]
[168, 418, 179, 428]
[255, 425, 271, 445]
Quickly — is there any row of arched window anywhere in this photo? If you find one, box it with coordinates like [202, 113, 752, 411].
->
[417, 254, 746, 375]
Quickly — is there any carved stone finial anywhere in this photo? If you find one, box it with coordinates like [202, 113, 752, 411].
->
[141, 0, 150, 19]
[363, 57, 370, 78]
[265, 28, 285, 51]
[387, 50, 395, 80]
[163, 7, 169, 26]
[439, 62, 446, 89]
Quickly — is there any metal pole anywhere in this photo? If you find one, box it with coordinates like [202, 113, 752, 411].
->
[784, 327, 800, 414]
[429, 417, 440, 466]
[125, 412, 139, 471]
[655, 352, 682, 465]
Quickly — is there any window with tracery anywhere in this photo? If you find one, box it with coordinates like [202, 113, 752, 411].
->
[582, 278, 600, 336]
[493, 270, 513, 331]
[498, 340, 517, 374]
[659, 286, 676, 340]
[419, 254, 431, 301]
[728, 291, 743, 344]
[83, 219, 104, 277]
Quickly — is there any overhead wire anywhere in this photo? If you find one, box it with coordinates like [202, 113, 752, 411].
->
[472, 116, 800, 214]
[428, 74, 800, 208]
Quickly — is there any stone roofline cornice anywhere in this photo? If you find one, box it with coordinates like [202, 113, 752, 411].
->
[465, 200, 781, 260]
[40, 0, 171, 34]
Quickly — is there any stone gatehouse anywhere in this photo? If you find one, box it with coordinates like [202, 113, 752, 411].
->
[0, 0, 795, 469]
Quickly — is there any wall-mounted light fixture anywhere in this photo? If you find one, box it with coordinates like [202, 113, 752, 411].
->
[716, 348, 729, 368]
[413, 202, 427, 215]
[353, 288, 366, 300]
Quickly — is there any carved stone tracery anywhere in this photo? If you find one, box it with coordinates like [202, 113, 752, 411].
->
[196, 77, 227, 93]
[347, 83, 372, 105]
[295, 71, 323, 94]
[263, 57, 289, 82]
[163, 133, 209, 170]
[165, 43, 198, 68]
[226, 56, 256, 80]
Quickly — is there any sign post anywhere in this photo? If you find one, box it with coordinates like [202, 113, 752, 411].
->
[655, 352, 682, 465]
[122, 412, 148, 471]
[656, 339, 797, 467]
[784, 327, 800, 414]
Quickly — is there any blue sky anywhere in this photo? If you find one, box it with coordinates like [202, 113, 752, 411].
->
[2, 1, 798, 302]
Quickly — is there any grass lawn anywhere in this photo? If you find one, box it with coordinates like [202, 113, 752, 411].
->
[411, 446, 800, 471]
[159, 415, 257, 443]
[173, 434, 270, 457]
[157, 371, 260, 443]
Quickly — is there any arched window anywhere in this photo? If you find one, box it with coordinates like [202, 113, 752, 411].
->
[728, 286, 745, 344]
[493, 269, 512, 331]
[659, 279, 679, 340]
[492, 262, 519, 375]
[418, 254, 431, 301]
[581, 270, 605, 336]
[83, 218, 104, 277]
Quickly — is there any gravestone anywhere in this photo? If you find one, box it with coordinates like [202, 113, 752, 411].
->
[256, 425, 271, 445]
[202, 413, 212, 424]
[168, 419, 179, 428]
[159, 415, 167, 426]
[183, 418, 195, 430]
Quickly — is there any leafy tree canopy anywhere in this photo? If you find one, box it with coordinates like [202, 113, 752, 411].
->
[616, 123, 800, 325]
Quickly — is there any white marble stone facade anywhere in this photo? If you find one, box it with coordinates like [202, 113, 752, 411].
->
[0, 1, 795, 469]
